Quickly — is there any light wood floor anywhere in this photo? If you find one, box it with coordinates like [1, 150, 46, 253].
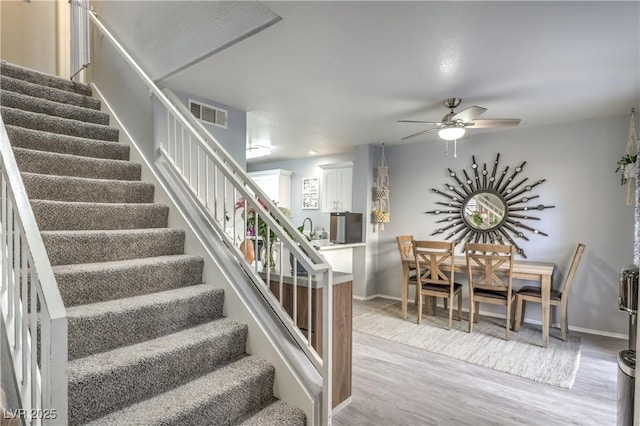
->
[333, 297, 623, 426]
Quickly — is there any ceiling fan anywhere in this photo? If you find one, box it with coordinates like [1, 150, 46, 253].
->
[398, 98, 521, 141]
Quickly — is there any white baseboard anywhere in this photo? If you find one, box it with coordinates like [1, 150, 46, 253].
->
[353, 293, 402, 302]
[332, 396, 353, 414]
[355, 294, 627, 340]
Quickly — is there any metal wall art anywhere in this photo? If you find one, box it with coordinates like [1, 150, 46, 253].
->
[425, 153, 554, 258]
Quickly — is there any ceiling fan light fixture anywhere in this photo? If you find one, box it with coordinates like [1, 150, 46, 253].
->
[438, 125, 466, 141]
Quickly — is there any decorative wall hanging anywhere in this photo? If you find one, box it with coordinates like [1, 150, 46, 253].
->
[302, 177, 319, 209]
[425, 153, 555, 258]
[373, 143, 390, 229]
[615, 108, 638, 205]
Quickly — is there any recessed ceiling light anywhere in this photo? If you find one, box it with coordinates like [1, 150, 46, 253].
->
[309, 150, 318, 155]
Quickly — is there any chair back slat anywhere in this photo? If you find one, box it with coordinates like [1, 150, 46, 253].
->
[414, 240, 456, 287]
[561, 243, 586, 301]
[465, 243, 515, 292]
[396, 235, 414, 261]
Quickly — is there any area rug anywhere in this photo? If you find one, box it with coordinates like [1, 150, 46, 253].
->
[352, 302, 581, 388]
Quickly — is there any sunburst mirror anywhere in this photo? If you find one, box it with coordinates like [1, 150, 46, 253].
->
[425, 153, 555, 258]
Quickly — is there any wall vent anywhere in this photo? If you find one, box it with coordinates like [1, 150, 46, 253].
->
[188, 99, 228, 128]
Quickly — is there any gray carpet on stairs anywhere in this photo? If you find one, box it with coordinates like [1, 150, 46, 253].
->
[22, 172, 155, 203]
[68, 319, 249, 424]
[2, 106, 119, 140]
[31, 200, 169, 231]
[84, 356, 278, 426]
[14, 146, 140, 180]
[0, 61, 306, 426]
[1, 60, 92, 96]
[42, 228, 186, 265]
[53, 255, 204, 306]
[67, 284, 225, 360]
[6, 125, 130, 160]
[1, 90, 109, 125]
[1, 74, 101, 109]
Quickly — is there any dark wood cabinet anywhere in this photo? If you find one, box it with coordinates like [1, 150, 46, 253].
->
[268, 277, 352, 408]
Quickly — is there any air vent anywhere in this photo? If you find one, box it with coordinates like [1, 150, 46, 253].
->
[188, 99, 228, 128]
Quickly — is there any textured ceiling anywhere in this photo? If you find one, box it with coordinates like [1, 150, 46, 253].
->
[162, 1, 640, 163]
[92, 0, 280, 81]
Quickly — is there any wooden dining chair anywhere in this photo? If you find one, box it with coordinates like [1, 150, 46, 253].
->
[396, 235, 418, 320]
[466, 242, 516, 340]
[514, 243, 586, 341]
[413, 240, 462, 329]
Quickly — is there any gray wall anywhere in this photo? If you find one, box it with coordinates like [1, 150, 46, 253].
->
[381, 114, 634, 335]
[353, 144, 380, 297]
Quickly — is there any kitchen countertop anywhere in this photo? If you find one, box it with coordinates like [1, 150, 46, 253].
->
[312, 240, 366, 251]
[260, 270, 353, 287]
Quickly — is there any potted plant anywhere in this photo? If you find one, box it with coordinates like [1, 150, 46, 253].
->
[235, 198, 293, 270]
[616, 154, 638, 185]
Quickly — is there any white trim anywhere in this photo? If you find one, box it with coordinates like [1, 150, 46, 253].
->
[248, 169, 293, 178]
[353, 293, 401, 301]
[56, 0, 71, 78]
[319, 161, 354, 170]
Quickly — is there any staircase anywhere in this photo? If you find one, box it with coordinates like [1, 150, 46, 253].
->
[0, 60, 306, 425]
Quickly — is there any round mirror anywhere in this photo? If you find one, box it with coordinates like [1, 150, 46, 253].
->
[462, 191, 506, 231]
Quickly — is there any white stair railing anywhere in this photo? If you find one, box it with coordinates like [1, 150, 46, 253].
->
[88, 12, 334, 424]
[0, 117, 68, 425]
[70, 0, 90, 82]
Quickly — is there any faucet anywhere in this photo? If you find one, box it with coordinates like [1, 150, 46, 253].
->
[302, 217, 315, 239]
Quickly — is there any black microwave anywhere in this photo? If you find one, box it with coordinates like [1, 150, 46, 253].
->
[330, 212, 363, 244]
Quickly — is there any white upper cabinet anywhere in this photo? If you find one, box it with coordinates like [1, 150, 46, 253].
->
[248, 169, 292, 208]
[320, 162, 353, 212]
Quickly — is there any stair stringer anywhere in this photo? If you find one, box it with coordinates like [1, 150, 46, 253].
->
[91, 83, 322, 425]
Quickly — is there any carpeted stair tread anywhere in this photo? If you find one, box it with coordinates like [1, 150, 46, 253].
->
[14, 147, 141, 180]
[1, 60, 92, 96]
[0, 90, 109, 125]
[0, 75, 100, 110]
[22, 172, 154, 203]
[68, 319, 250, 425]
[83, 355, 276, 426]
[240, 399, 307, 426]
[6, 125, 129, 160]
[67, 284, 224, 360]
[1, 106, 118, 141]
[42, 228, 185, 265]
[31, 200, 169, 231]
[53, 254, 204, 306]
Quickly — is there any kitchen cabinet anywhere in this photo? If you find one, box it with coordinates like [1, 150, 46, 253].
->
[320, 162, 352, 213]
[265, 272, 353, 409]
[248, 169, 292, 208]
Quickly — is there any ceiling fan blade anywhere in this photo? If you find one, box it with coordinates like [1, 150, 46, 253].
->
[397, 120, 442, 124]
[401, 127, 438, 140]
[451, 106, 487, 123]
[466, 118, 521, 128]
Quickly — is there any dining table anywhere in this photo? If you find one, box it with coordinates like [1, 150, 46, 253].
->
[402, 256, 556, 347]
